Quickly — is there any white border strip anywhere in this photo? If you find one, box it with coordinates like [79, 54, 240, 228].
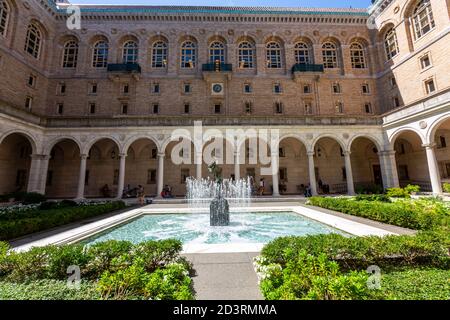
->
[13, 205, 397, 253]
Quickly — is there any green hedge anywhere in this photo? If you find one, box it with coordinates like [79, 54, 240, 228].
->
[261, 232, 449, 271]
[0, 239, 194, 300]
[307, 197, 449, 231]
[0, 201, 126, 240]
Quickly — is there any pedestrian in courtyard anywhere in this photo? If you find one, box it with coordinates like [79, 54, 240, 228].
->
[137, 185, 145, 205]
[258, 178, 265, 196]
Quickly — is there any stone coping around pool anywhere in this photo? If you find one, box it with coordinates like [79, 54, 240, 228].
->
[10, 203, 412, 254]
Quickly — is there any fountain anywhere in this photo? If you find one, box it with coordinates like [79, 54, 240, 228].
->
[186, 162, 252, 226]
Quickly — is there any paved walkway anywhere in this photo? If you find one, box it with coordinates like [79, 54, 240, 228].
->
[184, 252, 263, 300]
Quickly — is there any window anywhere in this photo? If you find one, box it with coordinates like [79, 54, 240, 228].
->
[122, 84, 129, 94]
[62, 40, 78, 68]
[92, 41, 108, 68]
[322, 42, 338, 68]
[332, 83, 341, 94]
[244, 83, 252, 93]
[183, 83, 191, 94]
[24, 24, 41, 59]
[390, 77, 397, 87]
[279, 147, 286, 158]
[384, 28, 399, 60]
[364, 103, 373, 114]
[122, 41, 138, 64]
[58, 83, 66, 95]
[151, 40, 167, 68]
[152, 103, 159, 114]
[266, 42, 282, 69]
[425, 78, 436, 94]
[362, 83, 370, 94]
[214, 104, 221, 114]
[89, 83, 97, 94]
[85, 170, 90, 186]
[184, 103, 190, 114]
[294, 42, 311, 65]
[181, 41, 196, 68]
[57, 103, 64, 115]
[15, 170, 27, 188]
[350, 43, 366, 69]
[420, 54, 431, 69]
[303, 84, 311, 94]
[398, 165, 409, 180]
[0, 1, 9, 36]
[113, 169, 119, 185]
[25, 96, 32, 109]
[304, 102, 312, 115]
[279, 168, 288, 181]
[275, 102, 283, 114]
[46, 171, 53, 187]
[89, 103, 96, 114]
[181, 169, 190, 184]
[342, 167, 347, 181]
[151, 148, 157, 159]
[273, 83, 282, 94]
[245, 101, 252, 114]
[393, 96, 400, 108]
[412, 0, 435, 39]
[335, 101, 343, 113]
[438, 136, 447, 149]
[147, 169, 157, 184]
[121, 104, 128, 114]
[238, 42, 255, 68]
[209, 41, 225, 63]
[28, 75, 36, 87]
[152, 83, 160, 94]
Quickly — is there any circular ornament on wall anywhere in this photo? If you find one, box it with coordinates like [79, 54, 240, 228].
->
[342, 133, 349, 140]
[394, 6, 400, 14]
[419, 121, 428, 129]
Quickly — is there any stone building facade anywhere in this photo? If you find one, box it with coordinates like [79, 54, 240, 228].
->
[0, 0, 449, 198]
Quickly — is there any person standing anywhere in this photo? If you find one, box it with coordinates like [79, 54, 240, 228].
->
[258, 178, 265, 196]
[137, 185, 145, 205]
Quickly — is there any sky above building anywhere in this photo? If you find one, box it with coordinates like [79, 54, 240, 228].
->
[69, 0, 372, 9]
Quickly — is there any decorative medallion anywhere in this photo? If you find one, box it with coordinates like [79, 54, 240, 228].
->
[394, 6, 400, 14]
[306, 134, 313, 140]
[419, 121, 428, 129]
[343, 133, 349, 140]
[313, 30, 320, 37]
[111, 28, 117, 35]
[119, 134, 126, 141]
[228, 29, 234, 36]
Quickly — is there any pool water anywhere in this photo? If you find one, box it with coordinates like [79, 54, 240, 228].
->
[83, 212, 347, 245]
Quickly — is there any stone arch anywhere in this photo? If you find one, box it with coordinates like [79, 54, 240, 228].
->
[427, 112, 450, 144]
[44, 136, 82, 155]
[83, 136, 121, 155]
[347, 134, 382, 152]
[57, 33, 81, 46]
[88, 33, 111, 46]
[0, 130, 38, 154]
[122, 135, 161, 154]
[311, 134, 346, 153]
[389, 127, 426, 147]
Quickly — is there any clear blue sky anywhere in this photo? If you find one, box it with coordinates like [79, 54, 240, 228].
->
[70, 0, 372, 9]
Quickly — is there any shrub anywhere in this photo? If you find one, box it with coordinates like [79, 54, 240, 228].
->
[404, 184, 421, 195]
[386, 187, 410, 198]
[259, 250, 370, 300]
[443, 183, 450, 193]
[0, 201, 126, 240]
[38, 201, 59, 210]
[22, 192, 47, 204]
[355, 194, 391, 202]
[307, 197, 449, 231]
[133, 239, 185, 272]
[0, 279, 101, 300]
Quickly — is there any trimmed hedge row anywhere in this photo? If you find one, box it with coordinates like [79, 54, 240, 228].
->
[261, 232, 450, 271]
[0, 239, 194, 300]
[307, 197, 449, 231]
[0, 201, 126, 240]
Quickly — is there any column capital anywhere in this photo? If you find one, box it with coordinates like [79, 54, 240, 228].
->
[157, 152, 166, 158]
[307, 151, 315, 157]
[379, 149, 396, 156]
[119, 153, 127, 158]
[422, 142, 437, 150]
[31, 154, 50, 160]
[80, 154, 89, 160]
[343, 151, 351, 156]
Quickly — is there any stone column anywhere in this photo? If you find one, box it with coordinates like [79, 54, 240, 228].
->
[27, 154, 42, 193]
[156, 152, 165, 197]
[234, 151, 241, 181]
[37, 155, 50, 195]
[307, 151, 318, 196]
[343, 151, 355, 195]
[379, 150, 400, 188]
[271, 152, 280, 196]
[423, 143, 443, 195]
[196, 152, 203, 180]
[76, 154, 88, 199]
[116, 153, 127, 199]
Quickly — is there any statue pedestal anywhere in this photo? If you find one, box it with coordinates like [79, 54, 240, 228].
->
[210, 197, 230, 226]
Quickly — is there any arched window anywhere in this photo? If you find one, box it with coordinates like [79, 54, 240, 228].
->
[209, 41, 225, 63]
[412, 0, 435, 39]
[92, 40, 108, 68]
[238, 41, 255, 69]
[180, 41, 196, 68]
[384, 28, 399, 60]
[0, 1, 9, 37]
[24, 24, 42, 59]
[350, 43, 366, 69]
[62, 40, 78, 68]
[151, 40, 168, 68]
[322, 42, 338, 68]
[122, 40, 138, 64]
[266, 41, 282, 69]
[294, 42, 311, 65]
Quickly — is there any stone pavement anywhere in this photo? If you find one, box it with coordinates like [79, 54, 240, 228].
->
[183, 252, 264, 300]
